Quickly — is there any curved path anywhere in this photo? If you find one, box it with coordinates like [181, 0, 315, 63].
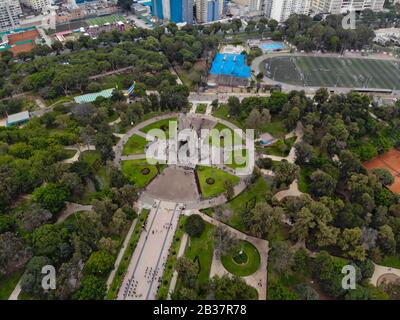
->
[370, 263, 400, 286]
[63, 145, 96, 164]
[113, 113, 179, 167]
[192, 210, 269, 300]
[273, 179, 304, 201]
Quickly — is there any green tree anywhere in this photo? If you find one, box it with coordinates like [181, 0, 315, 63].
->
[32, 183, 69, 214]
[184, 214, 205, 237]
[85, 251, 114, 276]
[211, 275, 258, 300]
[75, 275, 106, 300]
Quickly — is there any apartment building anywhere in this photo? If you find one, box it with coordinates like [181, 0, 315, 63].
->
[265, 0, 311, 22]
[20, 0, 50, 11]
[311, 0, 385, 14]
[0, 0, 22, 30]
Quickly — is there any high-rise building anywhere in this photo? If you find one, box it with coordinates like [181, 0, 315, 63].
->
[170, 0, 193, 23]
[20, 0, 50, 11]
[0, 0, 22, 30]
[151, 0, 193, 23]
[311, 0, 385, 13]
[196, 0, 225, 23]
[265, 0, 311, 22]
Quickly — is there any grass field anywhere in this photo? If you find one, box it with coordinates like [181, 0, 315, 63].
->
[196, 166, 240, 199]
[221, 240, 260, 277]
[157, 216, 187, 299]
[86, 14, 126, 26]
[121, 159, 159, 188]
[184, 223, 215, 286]
[227, 177, 270, 231]
[0, 270, 23, 300]
[122, 134, 147, 155]
[140, 118, 177, 139]
[262, 56, 400, 89]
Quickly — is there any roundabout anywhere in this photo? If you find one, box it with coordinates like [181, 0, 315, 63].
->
[221, 240, 261, 277]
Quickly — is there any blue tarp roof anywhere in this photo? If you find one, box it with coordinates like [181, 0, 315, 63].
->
[209, 53, 251, 79]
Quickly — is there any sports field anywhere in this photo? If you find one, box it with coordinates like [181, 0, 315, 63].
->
[364, 148, 400, 194]
[86, 14, 126, 26]
[262, 56, 400, 89]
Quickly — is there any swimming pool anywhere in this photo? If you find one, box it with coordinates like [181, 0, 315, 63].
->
[260, 42, 286, 51]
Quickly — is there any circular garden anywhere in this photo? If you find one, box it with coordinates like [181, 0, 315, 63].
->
[221, 240, 261, 277]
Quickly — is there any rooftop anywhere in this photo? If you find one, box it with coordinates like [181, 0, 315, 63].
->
[74, 88, 114, 104]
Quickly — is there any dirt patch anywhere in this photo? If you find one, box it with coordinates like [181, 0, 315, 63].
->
[145, 166, 200, 202]
[364, 148, 400, 193]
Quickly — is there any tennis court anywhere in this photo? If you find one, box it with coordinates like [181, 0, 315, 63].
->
[364, 148, 400, 193]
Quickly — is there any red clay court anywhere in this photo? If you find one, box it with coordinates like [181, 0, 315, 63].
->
[364, 148, 400, 193]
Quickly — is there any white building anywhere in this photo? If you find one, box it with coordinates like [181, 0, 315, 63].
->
[20, 0, 51, 11]
[0, 0, 22, 30]
[265, 0, 311, 22]
[311, 0, 385, 14]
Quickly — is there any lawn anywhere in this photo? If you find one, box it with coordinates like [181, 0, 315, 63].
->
[298, 167, 312, 194]
[121, 159, 160, 188]
[0, 270, 23, 300]
[63, 149, 77, 160]
[122, 134, 148, 155]
[184, 223, 215, 286]
[262, 136, 296, 157]
[225, 149, 249, 169]
[80, 150, 101, 167]
[212, 104, 244, 129]
[106, 209, 150, 300]
[140, 118, 177, 139]
[221, 240, 261, 277]
[209, 123, 243, 147]
[261, 116, 288, 138]
[196, 104, 207, 114]
[157, 215, 187, 299]
[80, 150, 110, 190]
[380, 256, 400, 269]
[196, 166, 240, 199]
[227, 177, 269, 231]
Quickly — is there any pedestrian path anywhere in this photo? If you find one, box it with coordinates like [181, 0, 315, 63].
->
[117, 201, 181, 300]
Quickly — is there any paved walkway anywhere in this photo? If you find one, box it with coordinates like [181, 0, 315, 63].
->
[63, 145, 96, 164]
[107, 217, 139, 289]
[139, 177, 248, 210]
[194, 210, 269, 300]
[260, 121, 303, 164]
[273, 179, 304, 201]
[370, 263, 400, 286]
[113, 113, 179, 167]
[117, 201, 182, 300]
